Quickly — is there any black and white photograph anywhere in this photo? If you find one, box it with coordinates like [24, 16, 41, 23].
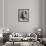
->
[0, 0, 46, 46]
[18, 9, 29, 22]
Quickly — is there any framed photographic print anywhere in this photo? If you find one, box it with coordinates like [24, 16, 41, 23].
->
[18, 9, 29, 22]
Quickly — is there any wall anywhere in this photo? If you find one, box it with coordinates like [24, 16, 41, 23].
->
[4, 0, 42, 32]
[42, 0, 46, 37]
[0, 0, 3, 33]
[0, 0, 3, 28]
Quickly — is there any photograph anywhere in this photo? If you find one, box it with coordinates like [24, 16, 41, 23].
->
[0, 0, 45, 46]
[18, 9, 29, 22]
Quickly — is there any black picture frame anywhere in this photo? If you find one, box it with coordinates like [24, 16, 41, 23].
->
[18, 9, 29, 22]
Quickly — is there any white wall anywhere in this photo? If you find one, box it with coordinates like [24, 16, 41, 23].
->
[0, 0, 3, 33]
[0, 0, 3, 28]
[4, 0, 42, 32]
